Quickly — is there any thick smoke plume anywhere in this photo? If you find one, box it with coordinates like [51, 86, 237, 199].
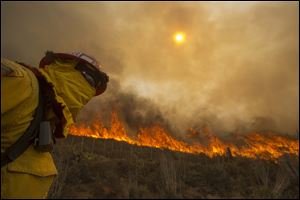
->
[1, 2, 299, 135]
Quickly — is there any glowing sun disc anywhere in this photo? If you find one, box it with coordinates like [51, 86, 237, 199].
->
[173, 32, 186, 44]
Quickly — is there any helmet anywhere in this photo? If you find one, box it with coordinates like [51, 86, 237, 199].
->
[40, 51, 100, 70]
[39, 51, 109, 95]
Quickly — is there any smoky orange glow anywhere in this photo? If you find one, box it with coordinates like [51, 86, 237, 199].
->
[2, 2, 299, 135]
[69, 111, 299, 161]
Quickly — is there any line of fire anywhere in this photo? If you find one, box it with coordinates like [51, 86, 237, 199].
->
[69, 111, 299, 161]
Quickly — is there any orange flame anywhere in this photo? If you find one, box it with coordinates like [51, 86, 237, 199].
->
[69, 111, 299, 160]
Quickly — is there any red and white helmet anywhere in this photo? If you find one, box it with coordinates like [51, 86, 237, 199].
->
[39, 51, 101, 71]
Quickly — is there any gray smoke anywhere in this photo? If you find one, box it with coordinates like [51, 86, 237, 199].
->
[1, 2, 299, 135]
[76, 79, 174, 137]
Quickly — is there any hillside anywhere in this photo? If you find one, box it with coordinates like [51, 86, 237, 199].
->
[48, 135, 299, 199]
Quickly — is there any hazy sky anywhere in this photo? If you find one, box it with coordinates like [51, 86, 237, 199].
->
[1, 1, 299, 135]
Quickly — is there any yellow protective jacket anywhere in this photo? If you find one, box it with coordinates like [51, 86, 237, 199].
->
[1, 57, 96, 199]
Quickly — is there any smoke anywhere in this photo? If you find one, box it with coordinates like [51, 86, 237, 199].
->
[76, 79, 174, 137]
[1, 2, 299, 135]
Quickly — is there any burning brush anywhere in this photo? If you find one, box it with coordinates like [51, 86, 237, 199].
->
[69, 111, 299, 161]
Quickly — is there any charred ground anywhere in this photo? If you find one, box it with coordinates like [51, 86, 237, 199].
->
[48, 135, 299, 199]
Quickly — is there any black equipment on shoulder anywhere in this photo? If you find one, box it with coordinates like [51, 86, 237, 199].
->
[1, 71, 53, 168]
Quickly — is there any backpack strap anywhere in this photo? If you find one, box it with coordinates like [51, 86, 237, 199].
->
[19, 62, 66, 139]
[1, 88, 44, 168]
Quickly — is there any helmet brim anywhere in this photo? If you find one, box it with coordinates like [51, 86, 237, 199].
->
[39, 52, 100, 71]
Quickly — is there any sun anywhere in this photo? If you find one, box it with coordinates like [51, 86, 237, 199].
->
[173, 32, 186, 44]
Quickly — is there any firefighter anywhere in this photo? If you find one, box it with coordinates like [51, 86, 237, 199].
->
[1, 51, 109, 198]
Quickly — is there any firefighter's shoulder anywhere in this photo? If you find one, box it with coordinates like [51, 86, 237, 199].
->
[1, 57, 39, 115]
[1, 57, 27, 77]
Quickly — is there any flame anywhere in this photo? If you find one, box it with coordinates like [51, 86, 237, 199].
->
[69, 111, 299, 161]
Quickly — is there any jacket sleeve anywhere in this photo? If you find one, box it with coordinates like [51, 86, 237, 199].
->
[1, 58, 39, 151]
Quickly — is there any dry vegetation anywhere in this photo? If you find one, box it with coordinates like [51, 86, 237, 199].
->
[48, 135, 299, 199]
